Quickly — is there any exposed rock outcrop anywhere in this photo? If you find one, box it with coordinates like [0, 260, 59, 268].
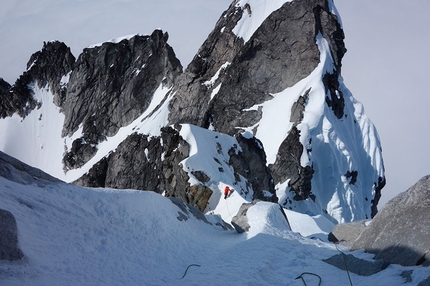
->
[328, 219, 369, 248]
[231, 201, 257, 233]
[169, 0, 345, 135]
[75, 125, 277, 212]
[0, 78, 11, 94]
[0, 209, 24, 261]
[338, 175, 430, 267]
[230, 133, 277, 202]
[62, 30, 182, 170]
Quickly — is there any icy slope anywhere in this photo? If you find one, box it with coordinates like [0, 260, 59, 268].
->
[252, 34, 385, 223]
[0, 173, 427, 285]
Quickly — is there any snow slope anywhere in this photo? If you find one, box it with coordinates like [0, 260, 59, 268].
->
[0, 173, 427, 285]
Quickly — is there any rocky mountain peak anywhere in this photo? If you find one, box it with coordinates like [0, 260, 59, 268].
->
[62, 30, 182, 170]
[0, 0, 385, 223]
[0, 40, 75, 118]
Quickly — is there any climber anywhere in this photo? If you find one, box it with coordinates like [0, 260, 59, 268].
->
[224, 186, 233, 199]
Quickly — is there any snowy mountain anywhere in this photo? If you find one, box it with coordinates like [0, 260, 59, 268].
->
[0, 0, 384, 225]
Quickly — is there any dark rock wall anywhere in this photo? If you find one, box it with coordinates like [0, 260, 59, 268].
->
[167, 0, 348, 203]
[62, 30, 182, 170]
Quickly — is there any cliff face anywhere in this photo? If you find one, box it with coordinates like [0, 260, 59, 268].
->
[61, 30, 182, 170]
[166, 0, 384, 222]
[0, 0, 385, 222]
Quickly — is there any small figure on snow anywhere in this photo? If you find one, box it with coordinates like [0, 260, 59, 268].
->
[224, 186, 233, 199]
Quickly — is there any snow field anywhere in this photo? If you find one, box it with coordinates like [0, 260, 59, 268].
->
[1, 175, 427, 285]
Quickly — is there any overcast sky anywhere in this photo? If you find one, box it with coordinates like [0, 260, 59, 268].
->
[1, 0, 428, 207]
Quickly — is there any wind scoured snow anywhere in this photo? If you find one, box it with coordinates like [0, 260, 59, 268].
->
[0, 83, 66, 179]
[0, 173, 427, 285]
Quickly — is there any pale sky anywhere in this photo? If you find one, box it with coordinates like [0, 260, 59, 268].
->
[1, 0, 428, 207]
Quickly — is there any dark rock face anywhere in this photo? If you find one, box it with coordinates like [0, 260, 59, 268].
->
[230, 134, 277, 202]
[168, 0, 347, 203]
[328, 219, 369, 248]
[0, 41, 75, 118]
[169, 0, 345, 134]
[167, 2, 245, 128]
[271, 126, 314, 201]
[75, 126, 213, 212]
[74, 126, 201, 205]
[62, 30, 182, 170]
[0, 209, 24, 261]
[0, 78, 11, 94]
[75, 125, 276, 212]
[350, 175, 430, 266]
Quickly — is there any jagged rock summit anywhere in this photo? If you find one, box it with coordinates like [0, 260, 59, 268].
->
[0, 0, 385, 223]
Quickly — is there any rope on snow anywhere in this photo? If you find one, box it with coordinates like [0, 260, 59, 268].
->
[181, 264, 201, 279]
[335, 244, 354, 286]
[294, 272, 322, 286]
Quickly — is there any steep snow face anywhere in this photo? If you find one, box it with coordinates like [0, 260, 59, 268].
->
[0, 83, 68, 179]
[242, 34, 384, 223]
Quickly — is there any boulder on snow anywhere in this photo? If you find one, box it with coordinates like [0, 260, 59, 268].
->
[350, 175, 430, 267]
[328, 219, 370, 248]
[0, 209, 24, 261]
[231, 201, 257, 233]
[231, 201, 291, 234]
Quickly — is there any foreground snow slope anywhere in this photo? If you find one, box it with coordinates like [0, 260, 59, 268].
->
[0, 174, 427, 285]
